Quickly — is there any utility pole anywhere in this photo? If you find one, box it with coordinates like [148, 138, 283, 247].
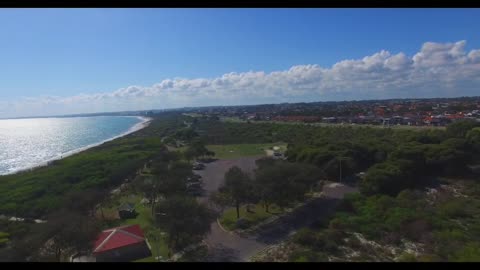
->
[339, 158, 342, 183]
[339, 157, 347, 183]
[154, 235, 159, 261]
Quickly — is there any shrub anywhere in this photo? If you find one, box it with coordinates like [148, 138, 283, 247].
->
[292, 228, 317, 247]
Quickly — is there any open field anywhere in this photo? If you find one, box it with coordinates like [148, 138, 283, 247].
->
[206, 143, 287, 159]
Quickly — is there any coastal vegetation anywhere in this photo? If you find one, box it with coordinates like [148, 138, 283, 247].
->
[191, 116, 480, 261]
[1, 112, 480, 262]
[0, 113, 210, 261]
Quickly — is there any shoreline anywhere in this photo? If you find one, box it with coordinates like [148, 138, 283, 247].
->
[0, 116, 153, 177]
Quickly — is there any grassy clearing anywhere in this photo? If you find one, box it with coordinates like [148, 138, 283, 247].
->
[207, 143, 287, 159]
[96, 192, 169, 262]
[219, 203, 283, 231]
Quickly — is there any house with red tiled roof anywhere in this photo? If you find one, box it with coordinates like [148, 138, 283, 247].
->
[93, 224, 152, 262]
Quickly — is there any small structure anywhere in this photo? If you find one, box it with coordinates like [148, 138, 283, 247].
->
[93, 224, 152, 262]
[118, 203, 137, 219]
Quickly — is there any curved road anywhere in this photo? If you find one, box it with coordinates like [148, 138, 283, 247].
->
[194, 157, 358, 262]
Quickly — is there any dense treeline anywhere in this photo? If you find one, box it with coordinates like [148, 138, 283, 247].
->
[194, 117, 480, 196]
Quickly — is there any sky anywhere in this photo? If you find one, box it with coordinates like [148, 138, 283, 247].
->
[1, 8, 480, 118]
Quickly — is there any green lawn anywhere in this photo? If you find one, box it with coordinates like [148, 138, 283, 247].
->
[207, 143, 287, 159]
[98, 192, 169, 262]
[219, 203, 283, 231]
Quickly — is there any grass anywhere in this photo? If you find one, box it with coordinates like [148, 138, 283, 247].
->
[207, 143, 287, 159]
[182, 113, 203, 118]
[0, 232, 8, 245]
[96, 192, 169, 262]
[219, 203, 283, 231]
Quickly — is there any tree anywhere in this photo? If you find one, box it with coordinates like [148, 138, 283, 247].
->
[185, 139, 210, 160]
[255, 161, 315, 211]
[63, 189, 106, 217]
[446, 119, 479, 138]
[222, 166, 253, 219]
[159, 161, 191, 198]
[155, 196, 214, 254]
[205, 150, 216, 160]
[184, 148, 196, 162]
[43, 211, 100, 261]
[466, 127, 480, 153]
[360, 161, 405, 196]
[425, 138, 470, 176]
[209, 191, 232, 213]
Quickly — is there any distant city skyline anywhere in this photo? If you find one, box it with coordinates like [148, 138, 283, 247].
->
[1, 8, 480, 118]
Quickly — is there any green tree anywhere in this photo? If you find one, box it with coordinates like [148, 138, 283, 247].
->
[466, 127, 480, 153]
[255, 161, 314, 211]
[185, 139, 210, 161]
[43, 211, 100, 261]
[209, 191, 232, 213]
[223, 166, 253, 219]
[155, 196, 214, 255]
[446, 119, 479, 138]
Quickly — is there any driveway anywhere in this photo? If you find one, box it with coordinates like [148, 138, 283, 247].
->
[194, 157, 358, 262]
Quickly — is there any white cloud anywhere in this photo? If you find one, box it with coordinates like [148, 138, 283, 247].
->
[2, 40, 480, 118]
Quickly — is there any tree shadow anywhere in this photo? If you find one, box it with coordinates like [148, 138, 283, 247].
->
[254, 197, 342, 245]
[204, 243, 239, 262]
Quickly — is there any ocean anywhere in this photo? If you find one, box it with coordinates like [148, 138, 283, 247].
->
[0, 116, 149, 176]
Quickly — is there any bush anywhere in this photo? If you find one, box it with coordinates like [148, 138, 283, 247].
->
[438, 199, 471, 218]
[292, 228, 317, 246]
[397, 252, 417, 262]
[288, 249, 328, 262]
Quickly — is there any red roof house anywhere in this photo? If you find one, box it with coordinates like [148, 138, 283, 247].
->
[93, 224, 152, 262]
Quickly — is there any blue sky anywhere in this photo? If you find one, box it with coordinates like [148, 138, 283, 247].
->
[1, 8, 480, 117]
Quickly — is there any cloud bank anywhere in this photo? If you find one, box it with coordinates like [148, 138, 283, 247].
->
[2, 40, 480, 118]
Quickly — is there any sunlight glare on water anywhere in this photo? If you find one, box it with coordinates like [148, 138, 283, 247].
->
[0, 116, 143, 175]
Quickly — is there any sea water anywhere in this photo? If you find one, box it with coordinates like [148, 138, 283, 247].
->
[0, 116, 148, 175]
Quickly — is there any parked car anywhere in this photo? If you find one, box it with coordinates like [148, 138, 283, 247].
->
[187, 181, 202, 189]
[192, 163, 206, 170]
[187, 188, 203, 196]
[186, 184, 203, 196]
[187, 175, 202, 183]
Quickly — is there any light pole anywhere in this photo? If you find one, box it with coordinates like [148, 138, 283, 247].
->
[155, 213, 167, 261]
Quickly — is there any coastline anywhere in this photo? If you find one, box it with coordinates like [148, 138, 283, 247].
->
[0, 116, 153, 177]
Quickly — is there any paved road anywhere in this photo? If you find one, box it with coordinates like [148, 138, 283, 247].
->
[253, 183, 358, 244]
[194, 157, 358, 262]
[194, 156, 260, 205]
